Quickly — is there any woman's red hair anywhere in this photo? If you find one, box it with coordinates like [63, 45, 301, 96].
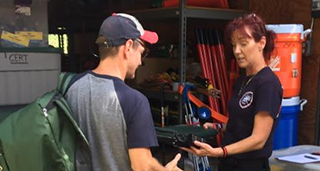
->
[224, 13, 276, 61]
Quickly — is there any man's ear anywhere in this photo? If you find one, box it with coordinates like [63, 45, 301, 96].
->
[123, 39, 133, 58]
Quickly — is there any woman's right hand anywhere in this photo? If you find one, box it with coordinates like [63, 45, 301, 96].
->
[203, 122, 225, 132]
[180, 141, 223, 157]
[203, 122, 214, 129]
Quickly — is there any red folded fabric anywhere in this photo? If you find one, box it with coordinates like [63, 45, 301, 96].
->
[163, 0, 229, 8]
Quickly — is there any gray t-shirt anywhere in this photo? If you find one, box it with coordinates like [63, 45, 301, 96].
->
[66, 71, 158, 171]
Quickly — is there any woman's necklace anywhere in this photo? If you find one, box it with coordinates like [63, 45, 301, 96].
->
[238, 75, 255, 96]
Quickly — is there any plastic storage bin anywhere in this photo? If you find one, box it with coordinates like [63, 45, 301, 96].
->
[0, 49, 61, 105]
[273, 96, 307, 150]
[266, 24, 310, 98]
[0, 0, 48, 47]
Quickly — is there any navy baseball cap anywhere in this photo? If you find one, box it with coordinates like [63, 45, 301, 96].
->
[96, 13, 158, 47]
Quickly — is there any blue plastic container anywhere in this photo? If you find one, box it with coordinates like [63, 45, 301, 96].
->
[273, 97, 307, 150]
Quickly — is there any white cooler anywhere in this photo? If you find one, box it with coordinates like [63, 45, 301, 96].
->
[0, 51, 61, 105]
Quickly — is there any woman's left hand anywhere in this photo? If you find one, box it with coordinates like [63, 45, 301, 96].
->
[180, 141, 222, 157]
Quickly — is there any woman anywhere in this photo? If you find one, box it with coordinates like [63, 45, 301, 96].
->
[182, 13, 283, 171]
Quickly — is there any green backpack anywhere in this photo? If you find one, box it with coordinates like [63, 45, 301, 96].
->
[0, 72, 91, 171]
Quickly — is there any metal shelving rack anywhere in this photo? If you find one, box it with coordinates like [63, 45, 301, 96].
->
[128, 3, 247, 20]
[128, 0, 248, 123]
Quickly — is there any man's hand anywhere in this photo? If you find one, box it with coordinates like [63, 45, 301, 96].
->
[164, 153, 183, 171]
[129, 148, 183, 171]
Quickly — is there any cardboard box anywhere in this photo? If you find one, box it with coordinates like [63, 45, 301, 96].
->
[135, 58, 180, 84]
[0, 0, 48, 48]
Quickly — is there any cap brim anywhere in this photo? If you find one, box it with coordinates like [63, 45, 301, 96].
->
[140, 30, 158, 44]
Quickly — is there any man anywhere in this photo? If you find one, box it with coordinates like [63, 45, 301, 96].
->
[66, 13, 182, 171]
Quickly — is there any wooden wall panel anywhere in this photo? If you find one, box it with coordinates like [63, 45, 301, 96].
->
[249, 0, 311, 25]
[300, 19, 320, 144]
[248, 0, 318, 144]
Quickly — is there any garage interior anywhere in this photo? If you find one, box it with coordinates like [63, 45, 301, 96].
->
[46, 0, 320, 146]
[1, 0, 320, 170]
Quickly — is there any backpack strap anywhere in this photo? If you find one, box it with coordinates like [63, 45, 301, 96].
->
[55, 72, 93, 168]
[57, 72, 76, 95]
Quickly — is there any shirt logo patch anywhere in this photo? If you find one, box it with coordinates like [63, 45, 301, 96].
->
[239, 91, 254, 109]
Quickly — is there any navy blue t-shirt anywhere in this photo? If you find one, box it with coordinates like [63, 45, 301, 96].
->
[222, 67, 283, 159]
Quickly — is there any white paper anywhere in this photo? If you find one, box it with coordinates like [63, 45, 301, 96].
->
[277, 153, 320, 164]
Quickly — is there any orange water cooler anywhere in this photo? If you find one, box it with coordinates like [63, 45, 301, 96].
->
[266, 24, 310, 98]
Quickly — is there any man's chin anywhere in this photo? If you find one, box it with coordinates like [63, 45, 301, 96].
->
[126, 74, 135, 80]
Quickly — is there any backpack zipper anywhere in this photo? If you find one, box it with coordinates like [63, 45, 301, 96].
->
[0, 153, 3, 171]
[42, 108, 48, 117]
